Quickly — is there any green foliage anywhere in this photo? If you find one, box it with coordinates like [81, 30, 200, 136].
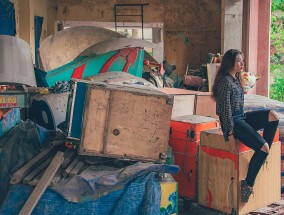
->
[270, 71, 284, 101]
[270, 0, 284, 101]
[271, 0, 284, 12]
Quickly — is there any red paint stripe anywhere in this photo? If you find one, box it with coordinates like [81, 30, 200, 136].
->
[207, 188, 213, 207]
[100, 52, 120, 73]
[201, 146, 238, 170]
[100, 49, 132, 73]
[71, 64, 86, 79]
[123, 48, 138, 72]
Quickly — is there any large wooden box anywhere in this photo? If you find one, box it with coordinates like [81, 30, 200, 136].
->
[66, 80, 173, 162]
[198, 128, 280, 215]
[157, 88, 217, 118]
[169, 115, 218, 200]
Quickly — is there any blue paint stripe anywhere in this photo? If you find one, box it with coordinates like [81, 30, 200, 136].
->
[70, 82, 87, 139]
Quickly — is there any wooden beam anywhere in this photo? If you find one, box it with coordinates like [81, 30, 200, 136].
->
[23, 155, 53, 184]
[62, 156, 79, 178]
[69, 161, 84, 177]
[19, 151, 64, 215]
[10, 147, 54, 184]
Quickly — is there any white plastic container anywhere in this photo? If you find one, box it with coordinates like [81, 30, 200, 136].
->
[0, 35, 36, 86]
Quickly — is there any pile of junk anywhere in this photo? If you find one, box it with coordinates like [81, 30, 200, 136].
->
[0, 26, 179, 215]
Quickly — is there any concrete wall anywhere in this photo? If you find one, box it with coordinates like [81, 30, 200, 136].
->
[256, 0, 271, 96]
[14, 0, 34, 57]
[242, 0, 271, 96]
[34, 0, 48, 44]
[47, 0, 221, 75]
[14, 0, 48, 62]
[221, 0, 243, 53]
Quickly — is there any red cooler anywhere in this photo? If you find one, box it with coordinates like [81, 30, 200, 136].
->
[169, 115, 218, 201]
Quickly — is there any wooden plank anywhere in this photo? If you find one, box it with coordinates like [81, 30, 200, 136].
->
[62, 156, 79, 178]
[105, 90, 172, 160]
[80, 88, 110, 154]
[198, 132, 281, 214]
[23, 155, 54, 184]
[194, 94, 217, 118]
[10, 147, 54, 184]
[61, 150, 76, 169]
[79, 85, 173, 161]
[19, 151, 64, 215]
[28, 170, 45, 186]
[171, 95, 195, 118]
[200, 128, 244, 153]
[69, 161, 84, 177]
[198, 146, 238, 213]
[239, 142, 281, 214]
[50, 168, 64, 186]
[157, 88, 199, 95]
[200, 128, 279, 153]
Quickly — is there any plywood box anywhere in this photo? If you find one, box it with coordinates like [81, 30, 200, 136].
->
[198, 128, 280, 215]
[157, 88, 217, 118]
[66, 80, 173, 162]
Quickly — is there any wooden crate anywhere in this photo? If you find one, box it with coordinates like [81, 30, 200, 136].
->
[194, 91, 217, 118]
[157, 88, 217, 118]
[67, 80, 173, 162]
[198, 128, 280, 215]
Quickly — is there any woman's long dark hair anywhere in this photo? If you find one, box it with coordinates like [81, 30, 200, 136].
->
[211, 49, 244, 100]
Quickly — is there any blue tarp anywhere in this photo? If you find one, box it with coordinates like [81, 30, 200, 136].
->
[1, 172, 162, 215]
[51, 163, 179, 203]
[1, 165, 179, 215]
[0, 120, 54, 204]
[34, 16, 44, 68]
[0, 120, 179, 215]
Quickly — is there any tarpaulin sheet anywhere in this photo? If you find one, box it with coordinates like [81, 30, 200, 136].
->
[0, 0, 16, 36]
[0, 120, 54, 204]
[52, 162, 179, 203]
[1, 168, 178, 215]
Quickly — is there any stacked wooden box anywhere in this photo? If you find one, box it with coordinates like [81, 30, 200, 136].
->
[158, 88, 217, 119]
[66, 80, 174, 162]
[198, 128, 280, 215]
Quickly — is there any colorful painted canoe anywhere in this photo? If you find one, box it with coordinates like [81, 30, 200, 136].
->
[44, 47, 144, 87]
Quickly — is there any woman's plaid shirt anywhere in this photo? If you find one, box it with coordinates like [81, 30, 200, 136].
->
[216, 74, 244, 141]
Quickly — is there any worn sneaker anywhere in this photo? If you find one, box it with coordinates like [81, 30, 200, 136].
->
[240, 180, 254, 203]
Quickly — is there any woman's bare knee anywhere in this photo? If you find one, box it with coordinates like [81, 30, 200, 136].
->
[269, 110, 279, 122]
[260, 143, 269, 154]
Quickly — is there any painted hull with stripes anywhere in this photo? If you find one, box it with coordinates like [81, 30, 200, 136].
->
[45, 48, 144, 87]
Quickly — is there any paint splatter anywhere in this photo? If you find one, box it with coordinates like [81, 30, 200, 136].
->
[201, 146, 238, 170]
